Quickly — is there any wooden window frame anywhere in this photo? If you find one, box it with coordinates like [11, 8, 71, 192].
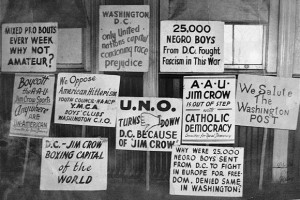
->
[57, 27, 91, 72]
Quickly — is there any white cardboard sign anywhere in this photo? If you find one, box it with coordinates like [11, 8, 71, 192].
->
[99, 5, 149, 72]
[10, 74, 55, 138]
[2, 23, 57, 72]
[236, 74, 300, 130]
[170, 145, 244, 197]
[40, 138, 108, 190]
[116, 97, 182, 151]
[160, 21, 224, 72]
[182, 76, 235, 144]
[55, 73, 120, 127]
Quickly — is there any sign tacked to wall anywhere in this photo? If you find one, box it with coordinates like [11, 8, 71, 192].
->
[236, 74, 300, 130]
[2, 23, 57, 72]
[116, 97, 182, 151]
[10, 74, 55, 138]
[40, 138, 107, 190]
[170, 145, 244, 197]
[160, 21, 224, 72]
[182, 76, 235, 144]
[54, 73, 120, 127]
[99, 5, 149, 72]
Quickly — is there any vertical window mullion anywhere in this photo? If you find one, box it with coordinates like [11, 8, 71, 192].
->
[232, 25, 235, 64]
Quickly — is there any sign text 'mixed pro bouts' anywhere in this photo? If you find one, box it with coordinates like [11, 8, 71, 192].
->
[99, 6, 149, 72]
[236, 74, 300, 130]
[2, 23, 57, 72]
[160, 21, 224, 72]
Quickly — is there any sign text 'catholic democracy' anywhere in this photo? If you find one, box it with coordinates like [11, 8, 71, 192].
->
[182, 76, 235, 144]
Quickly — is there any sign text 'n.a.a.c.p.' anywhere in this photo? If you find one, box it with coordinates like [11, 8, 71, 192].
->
[182, 76, 235, 144]
[54, 73, 120, 127]
[10, 74, 55, 138]
[99, 5, 149, 72]
[170, 145, 244, 197]
[40, 138, 107, 190]
[160, 21, 224, 72]
[116, 97, 182, 151]
[2, 23, 57, 72]
[236, 74, 300, 130]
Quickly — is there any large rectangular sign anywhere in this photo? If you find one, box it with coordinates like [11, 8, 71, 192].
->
[99, 5, 149, 72]
[116, 97, 182, 151]
[55, 73, 120, 127]
[2, 23, 57, 72]
[10, 74, 55, 138]
[160, 21, 224, 72]
[236, 74, 300, 130]
[40, 138, 107, 190]
[182, 76, 235, 144]
[170, 145, 244, 197]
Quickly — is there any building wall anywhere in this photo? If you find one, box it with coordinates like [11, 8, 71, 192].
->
[1, 0, 300, 199]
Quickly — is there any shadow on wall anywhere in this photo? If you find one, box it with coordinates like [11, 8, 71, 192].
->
[0, 118, 41, 200]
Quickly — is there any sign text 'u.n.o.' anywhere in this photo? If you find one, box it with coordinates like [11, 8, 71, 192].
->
[116, 97, 182, 151]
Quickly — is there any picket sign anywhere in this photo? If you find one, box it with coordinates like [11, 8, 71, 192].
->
[10, 73, 55, 185]
[236, 74, 300, 189]
[99, 5, 149, 72]
[182, 76, 236, 144]
[170, 145, 244, 197]
[2, 22, 58, 72]
[40, 137, 108, 190]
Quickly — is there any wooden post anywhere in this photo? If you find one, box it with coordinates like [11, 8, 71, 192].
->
[81, 0, 102, 138]
[21, 138, 30, 185]
[259, 128, 268, 190]
[143, 0, 159, 191]
[82, 126, 86, 137]
[272, 0, 296, 183]
[266, 0, 279, 73]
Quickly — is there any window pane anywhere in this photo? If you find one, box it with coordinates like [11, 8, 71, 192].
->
[234, 25, 263, 64]
[224, 25, 233, 64]
[57, 28, 82, 64]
